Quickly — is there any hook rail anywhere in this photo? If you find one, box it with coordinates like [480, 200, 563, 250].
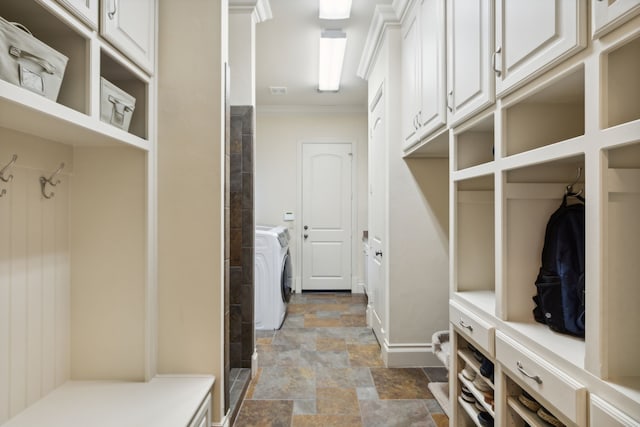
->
[40, 162, 65, 199]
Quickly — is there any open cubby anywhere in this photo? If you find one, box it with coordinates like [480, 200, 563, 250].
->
[605, 35, 640, 129]
[502, 374, 573, 427]
[100, 51, 149, 140]
[504, 68, 584, 156]
[603, 142, 640, 387]
[455, 175, 495, 296]
[0, 0, 89, 114]
[454, 115, 495, 171]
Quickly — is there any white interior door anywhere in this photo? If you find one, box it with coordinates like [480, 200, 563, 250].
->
[301, 143, 352, 291]
[368, 85, 387, 337]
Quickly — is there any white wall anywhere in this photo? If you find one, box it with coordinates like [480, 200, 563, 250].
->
[255, 110, 368, 292]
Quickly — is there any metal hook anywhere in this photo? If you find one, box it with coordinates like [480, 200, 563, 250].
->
[40, 162, 65, 199]
[566, 167, 582, 196]
[0, 154, 17, 183]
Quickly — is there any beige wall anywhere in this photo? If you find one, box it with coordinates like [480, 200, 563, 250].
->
[157, 0, 227, 422]
[255, 110, 369, 291]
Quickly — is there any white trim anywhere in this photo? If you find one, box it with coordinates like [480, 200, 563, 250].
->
[356, 5, 401, 80]
[251, 351, 259, 378]
[257, 104, 366, 114]
[211, 413, 231, 427]
[392, 0, 412, 22]
[297, 140, 357, 293]
[382, 340, 440, 367]
[229, 0, 272, 22]
[353, 279, 365, 294]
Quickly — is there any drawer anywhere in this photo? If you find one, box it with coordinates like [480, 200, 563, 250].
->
[590, 395, 639, 427]
[450, 300, 495, 356]
[496, 331, 586, 425]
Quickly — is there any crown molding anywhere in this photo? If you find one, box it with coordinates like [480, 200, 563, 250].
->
[356, 4, 401, 80]
[229, 0, 272, 22]
[392, 0, 412, 23]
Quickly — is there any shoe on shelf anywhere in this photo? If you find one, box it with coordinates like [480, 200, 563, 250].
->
[472, 377, 491, 392]
[462, 363, 476, 381]
[477, 411, 494, 427]
[518, 391, 541, 412]
[537, 407, 565, 427]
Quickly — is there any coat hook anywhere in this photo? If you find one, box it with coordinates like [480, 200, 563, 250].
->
[0, 154, 18, 183]
[40, 162, 65, 199]
[566, 167, 582, 196]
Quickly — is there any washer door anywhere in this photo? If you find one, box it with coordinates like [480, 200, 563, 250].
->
[281, 250, 292, 303]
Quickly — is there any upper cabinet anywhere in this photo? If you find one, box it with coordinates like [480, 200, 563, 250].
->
[101, 0, 155, 74]
[401, 0, 446, 151]
[494, 0, 587, 96]
[56, 0, 98, 28]
[446, 0, 494, 127]
[592, 0, 640, 39]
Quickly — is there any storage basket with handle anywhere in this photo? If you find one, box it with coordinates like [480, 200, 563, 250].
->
[0, 16, 68, 101]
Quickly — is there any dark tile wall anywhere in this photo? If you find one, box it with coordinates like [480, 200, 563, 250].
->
[223, 73, 231, 413]
[230, 106, 254, 369]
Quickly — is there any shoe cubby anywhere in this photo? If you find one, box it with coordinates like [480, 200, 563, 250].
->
[601, 142, 640, 390]
[604, 35, 640, 129]
[453, 113, 495, 171]
[453, 333, 495, 427]
[0, 0, 90, 114]
[502, 157, 586, 366]
[453, 175, 495, 313]
[100, 50, 149, 140]
[503, 68, 584, 157]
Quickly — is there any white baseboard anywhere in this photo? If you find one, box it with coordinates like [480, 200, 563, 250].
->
[251, 351, 258, 378]
[352, 279, 365, 294]
[382, 340, 439, 367]
[211, 414, 230, 427]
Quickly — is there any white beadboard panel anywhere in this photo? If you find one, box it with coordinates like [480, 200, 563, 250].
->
[0, 132, 72, 420]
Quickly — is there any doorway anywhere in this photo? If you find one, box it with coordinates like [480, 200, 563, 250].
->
[300, 142, 353, 291]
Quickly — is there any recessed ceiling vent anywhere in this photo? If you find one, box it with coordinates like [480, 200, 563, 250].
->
[269, 86, 287, 95]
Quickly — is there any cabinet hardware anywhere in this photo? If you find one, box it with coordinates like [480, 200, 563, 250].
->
[40, 162, 65, 200]
[516, 361, 542, 384]
[0, 154, 17, 183]
[459, 320, 473, 332]
[303, 234, 308, 240]
[492, 46, 502, 77]
[375, 250, 383, 257]
[108, 0, 117, 19]
[447, 91, 453, 112]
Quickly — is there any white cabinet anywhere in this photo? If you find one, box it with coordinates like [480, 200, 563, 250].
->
[592, 0, 640, 38]
[590, 395, 640, 427]
[494, 0, 586, 96]
[101, 0, 155, 73]
[446, 0, 494, 126]
[401, 0, 446, 151]
[56, 0, 98, 28]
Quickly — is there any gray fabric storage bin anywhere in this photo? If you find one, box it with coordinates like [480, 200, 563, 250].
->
[0, 16, 68, 101]
[100, 77, 135, 131]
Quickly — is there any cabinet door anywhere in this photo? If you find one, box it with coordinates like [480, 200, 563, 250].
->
[101, 0, 155, 73]
[592, 0, 640, 39]
[401, 4, 420, 147]
[590, 395, 639, 427]
[417, 0, 446, 139]
[447, 0, 494, 126]
[495, 0, 586, 96]
[56, 0, 98, 28]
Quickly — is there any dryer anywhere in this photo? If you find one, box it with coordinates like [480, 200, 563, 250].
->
[255, 225, 292, 330]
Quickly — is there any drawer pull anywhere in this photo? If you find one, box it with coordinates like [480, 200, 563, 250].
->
[459, 320, 473, 332]
[517, 361, 542, 384]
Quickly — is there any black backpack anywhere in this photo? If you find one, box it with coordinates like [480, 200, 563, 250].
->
[532, 194, 585, 338]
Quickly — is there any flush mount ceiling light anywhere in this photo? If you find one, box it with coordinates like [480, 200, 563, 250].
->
[318, 29, 347, 92]
[319, 0, 352, 20]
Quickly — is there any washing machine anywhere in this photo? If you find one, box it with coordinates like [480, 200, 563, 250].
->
[255, 225, 292, 330]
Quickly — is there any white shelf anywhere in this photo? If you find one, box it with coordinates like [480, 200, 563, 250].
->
[453, 291, 496, 318]
[506, 396, 547, 427]
[404, 127, 449, 158]
[457, 396, 482, 427]
[458, 349, 494, 389]
[458, 373, 494, 417]
[2, 376, 214, 427]
[428, 382, 451, 417]
[0, 80, 149, 151]
[499, 135, 585, 172]
[452, 163, 496, 181]
[503, 320, 585, 369]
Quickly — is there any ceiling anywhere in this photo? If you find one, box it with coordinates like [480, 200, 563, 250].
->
[255, 0, 393, 110]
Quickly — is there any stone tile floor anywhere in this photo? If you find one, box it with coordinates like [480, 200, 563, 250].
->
[233, 292, 449, 427]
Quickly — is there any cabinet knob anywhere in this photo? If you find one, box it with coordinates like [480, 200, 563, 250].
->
[304, 234, 308, 240]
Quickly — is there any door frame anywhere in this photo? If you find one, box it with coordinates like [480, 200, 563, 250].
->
[296, 139, 358, 294]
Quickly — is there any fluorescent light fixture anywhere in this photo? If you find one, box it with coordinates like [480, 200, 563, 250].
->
[318, 30, 347, 92]
[319, 0, 352, 19]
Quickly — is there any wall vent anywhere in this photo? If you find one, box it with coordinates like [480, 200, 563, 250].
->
[269, 86, 287, 95]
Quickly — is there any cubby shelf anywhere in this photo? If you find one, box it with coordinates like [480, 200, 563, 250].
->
[457, 396, 482, 427]
[452, 291, 495, 319]
[506, 396, 548, 427]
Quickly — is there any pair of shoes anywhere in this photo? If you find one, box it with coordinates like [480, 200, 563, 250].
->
[480, 358, 494, 382]
[477, 411, 494, 427]
[460, 385, 475, 404]
[518, 391, 541, 412]
[537, 407, 565, 427]
[468, 344, 484, 362]
[472, 377, 491, 392]
[462, 363, 476, 381]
